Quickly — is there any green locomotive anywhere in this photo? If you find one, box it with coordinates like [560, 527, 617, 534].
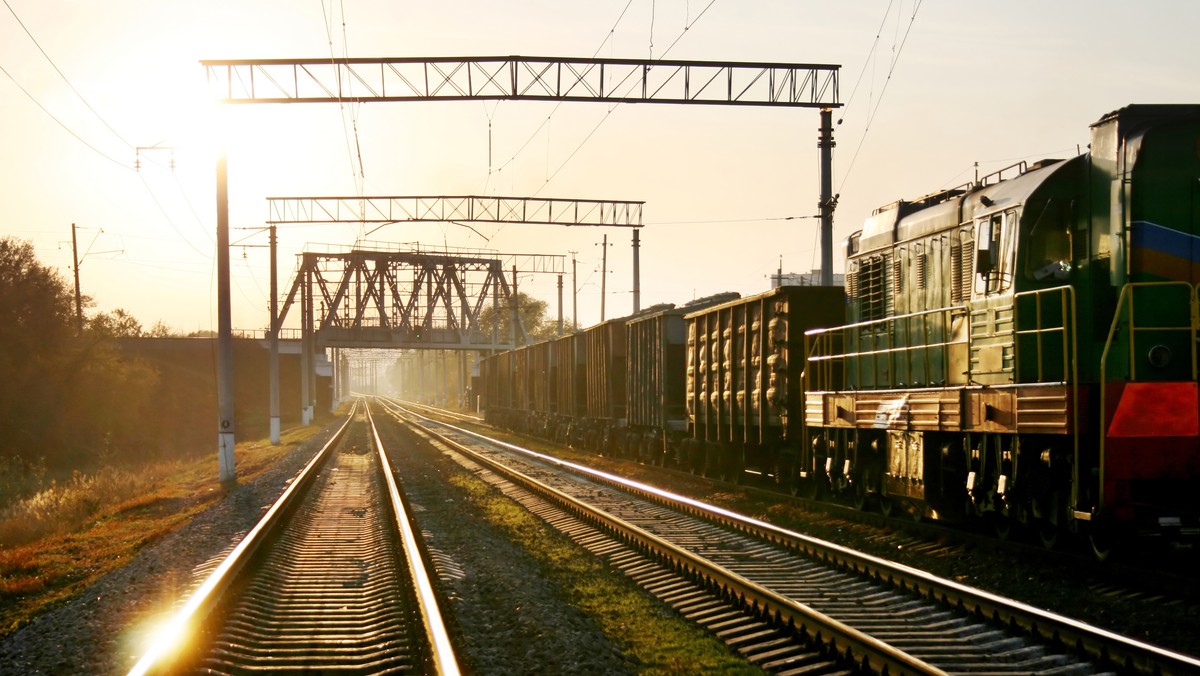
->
[803, 104, 1200, 552]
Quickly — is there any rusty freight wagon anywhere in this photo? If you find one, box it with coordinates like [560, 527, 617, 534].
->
[684, 285, 845, 483]
[624, 296, 739, 464]
[479, 348, 515, 428]
[551, 332, 586, 443]
[576, 316, 629, 452]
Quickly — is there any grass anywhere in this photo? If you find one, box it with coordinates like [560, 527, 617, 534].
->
[0, 425, 322, 637]
[446, 468, 763, 674]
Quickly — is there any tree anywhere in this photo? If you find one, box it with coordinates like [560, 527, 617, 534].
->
[87, 308, 144, 338]
[146, 320, 175, 337]
[476, 291, 565, 344]
[0, 241, 161, 476]
[0, 238, 76, 457]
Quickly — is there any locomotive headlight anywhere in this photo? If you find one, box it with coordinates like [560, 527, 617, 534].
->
[1147, 344, 1172, 369]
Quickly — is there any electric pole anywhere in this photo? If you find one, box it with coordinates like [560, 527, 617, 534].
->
[598, 235, 609, 322]
[569, 251, 578, 331]
[71, 223, 82, 335]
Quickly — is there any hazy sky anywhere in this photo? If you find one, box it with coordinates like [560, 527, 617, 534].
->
[2, 1, 1198, 333]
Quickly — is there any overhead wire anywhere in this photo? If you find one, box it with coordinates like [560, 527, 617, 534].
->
[138, 173, 213, 259]
[3, 0, 133, 150]
[321, 0, 367, 242]
[836, 0, 923, 194]
[0, 63, 131, 169]
[532, 0, 720, 198]
[3, 0, 224, 313]
[482, 0, 637, 191]
[837, 0, 894, 124]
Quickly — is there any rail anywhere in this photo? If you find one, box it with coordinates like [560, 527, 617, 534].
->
[389, 401, 944, 676]
[128, 405, 358, 675]
[392, 401, 1200, 676]
[367, 403, 461, 675]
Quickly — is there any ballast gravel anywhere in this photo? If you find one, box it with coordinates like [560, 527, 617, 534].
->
[0, 419, 635, 675]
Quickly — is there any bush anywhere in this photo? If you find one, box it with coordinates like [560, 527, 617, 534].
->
[0, 467, 158, 547]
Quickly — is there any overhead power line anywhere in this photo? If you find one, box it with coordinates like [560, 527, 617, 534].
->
[0, 63, 130, 168]
[3, 0, 134, 149]
[837, 0, 923, 194]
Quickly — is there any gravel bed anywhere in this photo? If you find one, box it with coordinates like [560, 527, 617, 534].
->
[0, 417, 637, 675]
[0, 427, 340, 675]
[379, 424, 635, 675]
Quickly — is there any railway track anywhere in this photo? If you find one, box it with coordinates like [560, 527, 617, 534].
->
[380, 398, 1200, 676]
[128, 401, 458, 675]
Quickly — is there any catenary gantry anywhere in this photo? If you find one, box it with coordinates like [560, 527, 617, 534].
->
[202, 56, 838, 108]
[266, 195, 643, 228]
[207, 54, 840, 481]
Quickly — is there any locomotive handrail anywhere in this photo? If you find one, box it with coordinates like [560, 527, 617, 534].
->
[1094, 281, 1198, 518]
[805, 305, 969, 391]
[1013, 285, 1079, 506]
[1012, 285, 1077, 385]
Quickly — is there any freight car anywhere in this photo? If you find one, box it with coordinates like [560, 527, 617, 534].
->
[479, 313, 632, 452]
[623, 294, 741, 464]
[803, 104, 1200, 553]
[680, 286, 845, 482]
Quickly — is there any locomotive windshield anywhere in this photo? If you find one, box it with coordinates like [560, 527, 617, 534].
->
[1024, 198, 1072, 281]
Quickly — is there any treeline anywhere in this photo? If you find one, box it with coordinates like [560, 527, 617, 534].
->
[0, 237, 201, 506]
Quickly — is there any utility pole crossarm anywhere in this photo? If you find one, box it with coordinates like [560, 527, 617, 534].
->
[267, 195, 643, 228]
[203, 56, 840, 108]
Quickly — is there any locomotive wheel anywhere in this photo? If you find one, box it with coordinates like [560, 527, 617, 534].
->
[1034, 491, 1061, 550]
[1087, 526, 1116, 562]
[1036, 517, 1059, 550]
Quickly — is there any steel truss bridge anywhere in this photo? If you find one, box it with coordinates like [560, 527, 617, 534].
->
[277, 248, 554, 351]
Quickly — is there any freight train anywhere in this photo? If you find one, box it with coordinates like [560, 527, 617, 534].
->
[479, 104, 1200, 555]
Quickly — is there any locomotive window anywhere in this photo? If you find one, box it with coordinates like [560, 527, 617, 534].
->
[975, 212, 1013, 295]
[1024, 200, 1071, 281]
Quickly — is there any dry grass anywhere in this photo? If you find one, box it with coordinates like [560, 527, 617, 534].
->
[0, 425, 322, 637]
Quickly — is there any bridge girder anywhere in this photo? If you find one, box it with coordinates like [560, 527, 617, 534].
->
[279, 250, 525, 351]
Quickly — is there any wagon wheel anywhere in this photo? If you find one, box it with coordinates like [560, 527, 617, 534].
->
[702, 442, 721, 478]
[795, 471, 823, 500]
[988, 511, 1014, 541]
[771, 460, 795, 495]
[852, 465, 880, 512]
[878, 494, 895, 517]
[720, 448, 744, 484]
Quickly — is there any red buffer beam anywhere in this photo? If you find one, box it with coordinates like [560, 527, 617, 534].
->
[202, 56, 840, 108]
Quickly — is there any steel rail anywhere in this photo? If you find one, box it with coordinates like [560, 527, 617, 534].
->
[381, 400, 945, 676]
[128, 405, 358, 675]
[393, 401, 1200, 676]
[366, 402, 461, 675]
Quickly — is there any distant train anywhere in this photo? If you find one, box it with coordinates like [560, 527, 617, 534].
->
[479, 104, 1200, 556]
